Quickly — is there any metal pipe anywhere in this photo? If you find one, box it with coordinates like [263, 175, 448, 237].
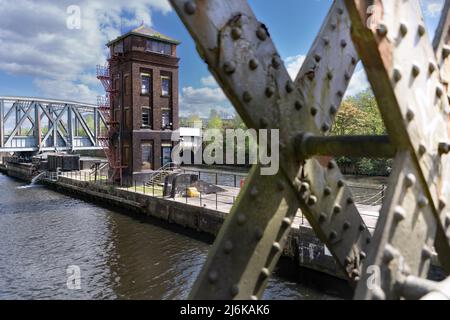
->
[296, 133, 396, 159]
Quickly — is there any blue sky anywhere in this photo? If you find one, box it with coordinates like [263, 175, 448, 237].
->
[0, 0, 445, 117]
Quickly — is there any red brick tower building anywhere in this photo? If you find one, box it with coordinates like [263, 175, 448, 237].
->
[105, 26, 180, 182]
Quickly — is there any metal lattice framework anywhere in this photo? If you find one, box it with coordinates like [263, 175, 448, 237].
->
[0, 96, 106, 153]
[170, 0, 450, 300]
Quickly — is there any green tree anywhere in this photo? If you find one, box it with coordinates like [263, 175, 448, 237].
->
[207, 109, 223, 130]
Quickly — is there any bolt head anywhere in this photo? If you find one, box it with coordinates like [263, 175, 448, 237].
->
[249, 59, 259, 70]
[399, 23, 408, 37]
[405, 173, 416, 188]
[443, 45, 450, 59]
[243, 91, 252, 103]
[223, 62, 236, 74]
[418, 25, 426, 37]
[184, 1, 196, 15]
[231, 27, 242, 40]
[377, 23, 388, 37]
[256, 26, 268, 41]
[412, 65, 420, 78]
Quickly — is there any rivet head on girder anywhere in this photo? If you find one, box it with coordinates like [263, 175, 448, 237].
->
[419, 144, 428, 157]
[307, 195, 318, 206]
[310, 107, 318, 116]
[337, 91, 344, 98]
[231, 27, 242, 40]
[255, 227, 264, 240]
[443, 45, 450, 59]
[249, 59, 259, 70]
[328, 161, 337, 170]
[429, 61, 436, 74]
[256, 26, 268, 41]
[445, 214, 450, 228]
[327, 71, 333, 80]
[224, 240, 234, 254]
[422, 245, 433, 260]
[184, 1, 196, 15]
[295, 101, 303, 110]
[405, 173, 416, 188]
[333, 204, 342, 215]
[330, 23, 337, 31]
[319, 213, 327, 224]
[243, 91, 252, 103]
[418, 195, 429, 208]
[394, 206, 407, 222]
[406, 109, 415, 122]
[324, 186, 332, 196]
[330, 105, 337, 115]
[393, 68, 402, 82]
[237, 214, 247, 225]
[337, 179, 345, 188]
[272, 56, 282, 69]
[321, 123, 330, 133]
[399, 23, 408, 37]
[223, 62, 236, 74]
[347, 198, 354, 205]
[337, 7, 344, 15]
[376, 23, 388, 37]
[300, 182, 310, 193]
[314, 54, 322, 62]
[282, 217, 292, 226]
[344, 72, 351, 81]
[265, 86, 275, 98]
[439, 198, 447, 211]
[322, 37, 330, 46]
[286, 81, 295, 93]
[418, 24, 426, 37]
[360, 251, 367, 260]
[351, 57, 357, 65]
[359, 224, 366, 232]
[231, 284, 239, 297]
[438, 142, 450, 155]
[412, 65, 420, 78]
[343, 221, 351, 230]
[340, 39, 347, 48]
[261, 268, 271, 278]
[329, 231, 338, 240]
[272, 242, 282, 252]
[208, 270, 218, 283]
[436, 86, 444, 98]
[383, 244, 397, 263]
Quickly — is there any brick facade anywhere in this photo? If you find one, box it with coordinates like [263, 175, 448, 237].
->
[107, 28, 180, 181]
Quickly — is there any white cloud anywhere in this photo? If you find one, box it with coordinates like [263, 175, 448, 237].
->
[0, 0, 172, 103]
[421, 0, 444, 17]
[284, 54, 306, 79]
[180, 85, 233, 117]
[200, 75, 218, 87]
[346, 65, 370, 97]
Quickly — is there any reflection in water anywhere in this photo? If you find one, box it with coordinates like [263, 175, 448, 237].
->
[0, 174, 346, 300]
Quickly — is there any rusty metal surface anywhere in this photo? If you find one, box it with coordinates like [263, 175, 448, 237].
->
[170, 0, 371, 300]
[171, 0, 450, 300]
[345, 0, 450, 299]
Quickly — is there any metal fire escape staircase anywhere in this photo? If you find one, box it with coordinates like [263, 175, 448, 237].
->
[96, 57, 125, 184]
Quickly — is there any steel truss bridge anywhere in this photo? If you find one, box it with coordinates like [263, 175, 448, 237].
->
[171, 0, 450, 300]
[0, 97, 106, 153]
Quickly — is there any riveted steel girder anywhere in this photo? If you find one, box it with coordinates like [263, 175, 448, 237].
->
[171, 0, 371, 300]
[345, 0, 450, 299]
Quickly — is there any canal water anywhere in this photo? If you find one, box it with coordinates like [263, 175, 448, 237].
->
[0, 173, 349, 300]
